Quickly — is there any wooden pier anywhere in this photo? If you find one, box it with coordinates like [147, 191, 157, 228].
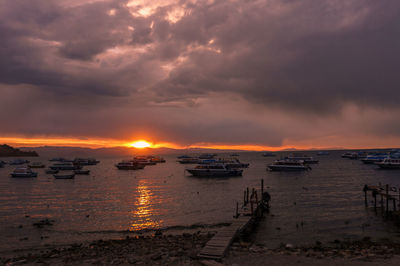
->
[363, 183, 400, 218]
[198, 179, 269, 260]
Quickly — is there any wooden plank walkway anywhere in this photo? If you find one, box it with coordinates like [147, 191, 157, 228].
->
[198, 216, 252, 260]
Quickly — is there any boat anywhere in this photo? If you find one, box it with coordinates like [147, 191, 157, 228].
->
[199, 158, 249, 168]
[267, 159, 311, 171]
[0, 161, 5, 168]
[10, 167, 38, 178]
[54, 173, 75, 179]
[376, 158, 400, 169]
[115, 161, 145, 170]
[133, 156, 157, 165]
[230, 153, 239, 156]
[262, 152, 275, 157]
[28, 162, 45, 168]
[177, 155, 192, 159]
[186, 164, 243, 177]
[361, 154, 388, 164]
[45, 168, 59, 174]
[198, 153, 217, 159]
[49, 162, 81, 170]
[8, 159, 29, 165]
[286, 154, 319, 164]
[74, 169, 90, 175]
[49, 157, 71, 162]
[148, 156, 166, 163]
[73, 158, 100, 166]
[317, 151, 330, 156]
[177, 157, 200, 164]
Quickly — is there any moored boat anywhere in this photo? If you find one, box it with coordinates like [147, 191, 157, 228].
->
[186, 164, 243, 177]
[9, 159, 29, 165]
[28, 162, 45, 168]
[267, 159, 311, 171]
[74, 169, 90, 175]
[50, 162, 81, 170]
[286, 154, 319, 164]
[262, 152, 275, 157]
[376, 158, 400, 169]
[10, 167, 38, 178]
[361, 154, 388, 164]
[54, 173, 75, 179]
[45, 168, 59, 174]
[115, 161, 145, 170]
[177, 157, 200, 164]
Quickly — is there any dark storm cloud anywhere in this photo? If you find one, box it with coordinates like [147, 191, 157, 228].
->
[1, 0, 400, 146]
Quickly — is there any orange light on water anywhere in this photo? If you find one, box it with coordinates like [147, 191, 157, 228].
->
[129, 140, 152, 149]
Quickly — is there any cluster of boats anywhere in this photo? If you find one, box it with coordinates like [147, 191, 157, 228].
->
[267, 154, 319, 171]
[115, 156, 166, 170]
[342, 149, 400, 169]
[180, 154, 249, 177]
[5, 157, 99, 179]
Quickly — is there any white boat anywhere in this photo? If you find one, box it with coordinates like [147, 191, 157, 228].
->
[361, 154, 388, 164]
[10, 167, 38, 178]
[198, 153, 217, 159]
[186, 164, 243, 177]
[199, 158, 249, 168]
[115, 161, 145, 170]
[133, 156, 157, 165]
[267, 159, 311, 171]
[376, 158, 400, 169]
[54, 173, 75, 179]
[50, 162, 81, 170]
[28, 162, 45, 168]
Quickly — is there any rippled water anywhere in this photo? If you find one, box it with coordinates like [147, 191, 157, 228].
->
[1, 151, 400, 252]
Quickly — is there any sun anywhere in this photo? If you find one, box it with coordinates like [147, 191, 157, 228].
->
[129, 140, 152, 149]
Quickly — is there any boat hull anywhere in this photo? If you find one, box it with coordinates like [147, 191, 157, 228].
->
[268, 165, 311, 171]
[11, 173, 37, 178]
[186, 169, 243, 177]
[54, 174, 75, 179]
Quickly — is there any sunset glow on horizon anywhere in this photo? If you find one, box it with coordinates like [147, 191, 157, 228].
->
[1, 1, 400, 151]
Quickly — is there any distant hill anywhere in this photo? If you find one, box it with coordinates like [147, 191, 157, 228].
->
[18, 146, 247, 158]
[0, 144, 38, 157]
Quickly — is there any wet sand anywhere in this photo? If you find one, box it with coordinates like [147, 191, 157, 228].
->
[3, 232, 400, 265]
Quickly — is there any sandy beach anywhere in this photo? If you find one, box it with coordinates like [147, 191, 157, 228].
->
[3, 231, 400, 265]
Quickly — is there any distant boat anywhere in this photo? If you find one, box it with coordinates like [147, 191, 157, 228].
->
[9, 159, 29, 165]
[148, 156, 166, 163]
[28, 162, 45, 168]
[361, 154, 388, 164]
[198, 153, 217, 159]
[186, 164, 243, 177]
[115, 161, 145, 170]
[198, 158, 249, 168]
[317, 151, 330, 156]
[230, 153, 239, 156]
[267, 159, 311, 171]
[177, 157, 200, 164]
[10, 167, 38, 178]
[177, 155, 192, 159]
[45, 168, 59, 174]
[73, 158, 100, 166]
[74, 169, 90, 175]
[286, 154, 319, 164]
[49, 157, 70, 162]
[376, 158, 400, 169]
[50, 162, 81, 170]
[54, 173, 75, 179]
[262, 152, 275, 157]
[133, 156, 157, 165]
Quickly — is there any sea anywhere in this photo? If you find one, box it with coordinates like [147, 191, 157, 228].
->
[1, 150, 400, 253]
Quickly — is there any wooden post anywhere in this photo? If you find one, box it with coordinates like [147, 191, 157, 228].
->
[243, 190, 246, 206]
[261, 179, 264, 196]
[393, 199, 396, 212]
[386, 184, 389, 214]
[246, 187, 249, 204]
[364, 189, 368, 206]
[374, 192, 377, 210]
[398, 187, 400, 209]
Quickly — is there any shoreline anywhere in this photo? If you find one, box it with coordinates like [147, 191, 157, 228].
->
[3, 232, 400, 265]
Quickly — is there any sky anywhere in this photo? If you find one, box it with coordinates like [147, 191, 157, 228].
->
[1, 0, 400, 150]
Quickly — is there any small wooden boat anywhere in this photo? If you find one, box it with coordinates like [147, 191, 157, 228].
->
[74, 169, 90, 175]
[54, 173, 75, 179]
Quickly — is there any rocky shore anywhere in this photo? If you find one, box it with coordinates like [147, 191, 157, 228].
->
[3, 233, 400, 265]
